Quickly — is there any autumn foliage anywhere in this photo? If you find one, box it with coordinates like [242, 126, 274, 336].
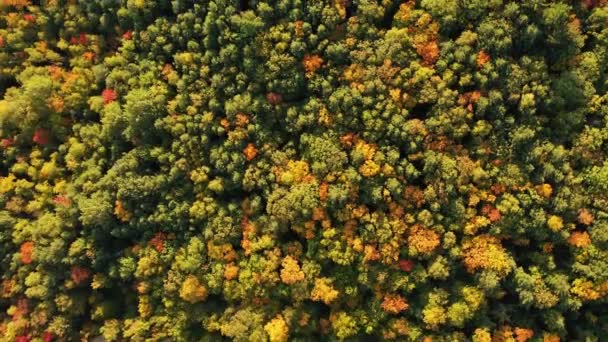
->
[101, 89, 117, 104]
[0, 1, 607, 341]
[19, 242, 33, 264]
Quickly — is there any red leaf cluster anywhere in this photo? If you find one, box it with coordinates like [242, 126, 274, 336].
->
[70, 266, 91, 285]
[33, 128, 50, 145]
[23, 14, 35, 23]
[70, 33, 88, 45]
[102, 89, 118, 104]
[43, 332, 54, 342]
[266, 92, 282, 105]
[399, 259, 414, 272]
[1, 138, 14, 148]
[582, 0, 607, 9]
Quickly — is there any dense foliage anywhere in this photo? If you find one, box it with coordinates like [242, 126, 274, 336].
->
[1, 0, 608, 341]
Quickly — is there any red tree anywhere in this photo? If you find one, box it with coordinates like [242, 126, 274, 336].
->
[102, 89, 118, 104]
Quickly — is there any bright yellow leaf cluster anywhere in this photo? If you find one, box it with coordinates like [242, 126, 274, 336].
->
[462, 235, 513, 276]
[547, 215, 564, 232]
[264, 315, 289, 342]
[280, 256, 305, 285]
[179, 276, 208, 303]
[311, 277, 339, 305]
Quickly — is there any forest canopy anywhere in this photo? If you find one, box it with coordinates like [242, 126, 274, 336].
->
[1, 0, 608, 341]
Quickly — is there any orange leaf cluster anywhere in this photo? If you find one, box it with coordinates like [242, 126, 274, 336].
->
[235, 113, 250, 127]
[241, 217, 256, 255]
[417, 42, 440, 66]
[482, 204, 501, 223]
[383, 318, 409, 340]
[224, 264, 239, 281]
[493, 326, 517, 342]
[48, 65, 63, 80]
[312, 207, 326, 221]
[488, 209, 501, 223]
[514, 327, 534, 342]
[477, 50, 490, 67]
[49, 96, 64, 113]
[319, 182, 329, 202]
[407, 225, 440, 254]
[19, 241, 34, 265]
[424, 135, 453, 152]
[303, 54, 323, 75]
[458, 91, 482, 106]
[1, 279, 15, 298]
[149, 232, 166, 252]
[161, 63, 175, 80]
[294, 20, 304, 36]
[207, 241, 237, 262]
[410, 13, 439, 65]
[578, 209, 594, 225]
[490, 183, 506, 195]
[220, 118, 230, 130]
[363, 245, 380, 262]
[53, 195, 71, 207]
[378, 59, 400, 82]
[19, 241, 34, 264]
[535, 183, 553, 199]
[403, 186, 425, 208]
[114, 200, 132, 222]
[568, 231, 592, 248]
[458, 91, 482, 112]
[381, 294, 409, 314]
[340, 132, 357, 147]
[543, 334, 561, 342]
[83, 51, 95, 61]
[243, 143, 258, 161]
